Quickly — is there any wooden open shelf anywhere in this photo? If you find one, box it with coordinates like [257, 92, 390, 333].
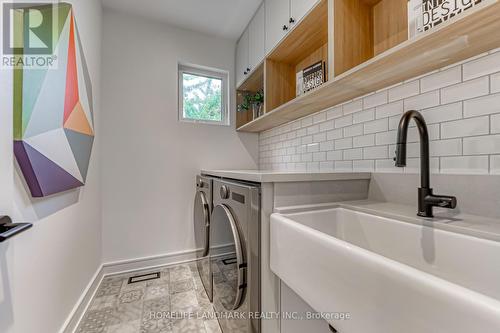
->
[334, 0, 408, 76]
[265, 0, 329, 113]
[237, 1, 500, 132]
[236, 62, 264, 128]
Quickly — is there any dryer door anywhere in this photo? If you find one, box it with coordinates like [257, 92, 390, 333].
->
[211, 204, 247, 311]
[194, 190, 210, 257]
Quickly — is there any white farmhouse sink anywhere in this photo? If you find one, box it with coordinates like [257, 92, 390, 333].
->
[270, 207, 500, 333]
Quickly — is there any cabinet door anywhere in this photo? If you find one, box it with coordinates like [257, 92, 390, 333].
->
[236, 29, 249, 87]
[265, 0, 289, 54]
[290, 0, 318, 25]
[249, 3, 265, 70]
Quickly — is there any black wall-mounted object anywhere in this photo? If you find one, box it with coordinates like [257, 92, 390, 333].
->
[0, 216, 32, 242]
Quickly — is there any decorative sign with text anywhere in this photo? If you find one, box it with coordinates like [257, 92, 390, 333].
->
[408, 0, 495, 37]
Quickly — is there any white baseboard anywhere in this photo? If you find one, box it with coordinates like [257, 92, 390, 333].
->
[60, 264, 104, 333]
[102, 248, 200, 277]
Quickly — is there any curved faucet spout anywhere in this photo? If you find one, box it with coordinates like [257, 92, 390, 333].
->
[395, 110, 430, 188]
[394, 110, 457, 218]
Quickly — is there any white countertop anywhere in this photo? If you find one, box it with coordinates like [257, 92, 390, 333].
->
[200, 169, 372, 183]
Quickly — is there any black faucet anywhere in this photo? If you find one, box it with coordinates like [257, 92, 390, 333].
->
[394, 110, 457, 218]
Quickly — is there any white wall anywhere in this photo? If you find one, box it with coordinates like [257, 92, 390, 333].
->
[0, 1, 102, 332]
[260, 48, 500, 175]
[101, 9, 259, 262]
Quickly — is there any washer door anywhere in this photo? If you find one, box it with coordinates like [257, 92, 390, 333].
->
[211, 204, 246, 311]
[194, 191, 210, 257]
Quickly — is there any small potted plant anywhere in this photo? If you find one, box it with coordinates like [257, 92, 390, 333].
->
[252, 90, 264, 119]
[237, 93, 253, 114]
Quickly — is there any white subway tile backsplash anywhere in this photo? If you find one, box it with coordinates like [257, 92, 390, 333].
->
[327, 129, 343, 140]
[344, 148, 363, 160]
[376, 101, 403, 119]
[463, 93, 500, 117]
[307, 143, 320, 153]
[441, 77, 489, 104]
[295, 162, 307, 171]
[320, 140, 334, 152]
[342, 99, 363, 115]
[353, 160, 375, 172]
[420, 102, 462, 124]
[430, 139, 462, 157]
[313, 151, 326, 162]
[491, 155, 500, 174]
[353, 134, 375, 148]
[376, 159, 403, 173]
[376, 131, 397, 145]
[327, 107, 343, 120]
[313, 132, 326, 142]
[319, 120, 334, 132]
[420, 67, 462, 93]
[259, 51, 500, 175]
[463, 52, 500, 80]
[364, 91, 388, 109]
[335, 138, 353, 150]
[296, 128, 307, 137]
[320, 161, 334, 171]
[441, 156, 489, 174]
[363, 146, 388, 159]
[364, 119, 389, 134]
[491, 72, 500, 93]
[301, 153, 312, 162]
[313, 112, 327, 124]
[492, 114, 500, 134]
[335, 161, 353, 171]
[441, 116, 489, 139]
[388, 81, 420, 102]
[307, 162, 320, 172]
[353, 109, 375, 124]
[301, 135, 313, 145]
[463, 135, 500, 155]
[327, 150, 343, 161]
[388, 115, 401, 130]
[405, 158, 439, 174]
[407, 124, 440, 142]
[307, 125, 320, 135]
[404, 90, 440, 111]
[344, 124, 364, 137]
[335, 115, 353, 128]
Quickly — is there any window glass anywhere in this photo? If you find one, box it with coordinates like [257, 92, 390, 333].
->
[179, 64, 228, 125]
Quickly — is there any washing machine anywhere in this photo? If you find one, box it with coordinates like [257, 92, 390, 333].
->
[210, 179, 261, 333]
[194, 175, 214, 301]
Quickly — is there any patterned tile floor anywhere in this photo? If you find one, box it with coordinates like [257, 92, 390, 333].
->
[76, 262, 222, 333]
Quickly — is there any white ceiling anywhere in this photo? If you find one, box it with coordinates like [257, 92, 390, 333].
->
[102, 0, 263, 40]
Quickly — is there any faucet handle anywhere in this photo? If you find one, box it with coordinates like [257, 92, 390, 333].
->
[426, 194, 457, 209]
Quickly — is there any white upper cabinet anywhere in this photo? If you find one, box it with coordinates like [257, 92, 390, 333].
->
[265, 0, 289, 54]
[236, 29, 249, 87]
[237, 0, 319, 87]
[290, 0, 318, 26]
[249, 3, 266, 71]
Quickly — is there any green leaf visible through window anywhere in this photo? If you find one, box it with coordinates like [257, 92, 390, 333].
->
[183, 73, 222, 122]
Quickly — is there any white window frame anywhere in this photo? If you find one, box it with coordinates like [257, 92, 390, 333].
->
[178, 63, 229, 126]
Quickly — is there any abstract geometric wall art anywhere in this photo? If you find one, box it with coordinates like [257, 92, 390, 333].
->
[13, 3, 94, 197]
